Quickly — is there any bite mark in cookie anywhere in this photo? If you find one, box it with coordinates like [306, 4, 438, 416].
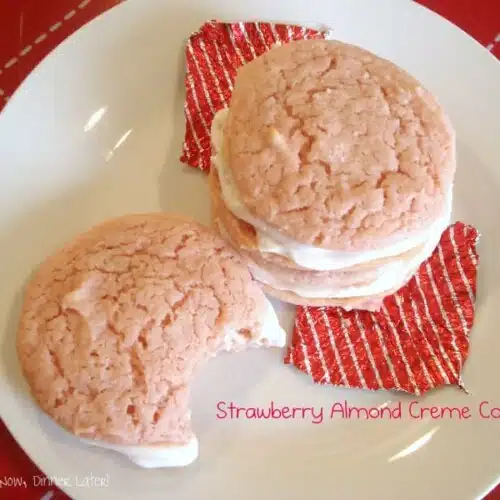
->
[16, 213, 285, 467]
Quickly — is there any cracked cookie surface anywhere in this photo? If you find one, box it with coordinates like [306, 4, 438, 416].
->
[225, 39, 455, 250]
[209, 164, 428, 273]
[17, 213, 272, 446]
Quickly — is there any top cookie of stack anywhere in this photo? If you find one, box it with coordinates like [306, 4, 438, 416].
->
[210, 39, 455, 311]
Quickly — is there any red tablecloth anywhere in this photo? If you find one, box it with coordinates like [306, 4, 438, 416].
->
[0, 1, 498, 499]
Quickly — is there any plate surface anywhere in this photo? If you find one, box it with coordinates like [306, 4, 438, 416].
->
[0, 0, 499, 499]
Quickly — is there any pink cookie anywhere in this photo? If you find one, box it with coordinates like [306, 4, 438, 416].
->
[209, 165, 428, 272]
[210, 160, 430, 309]
[223, 39, 455, 251]
[16, 213, 285, 467]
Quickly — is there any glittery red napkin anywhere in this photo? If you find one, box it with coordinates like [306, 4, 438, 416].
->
[179, 20, 480, 396]
[285, 223, 478, 395]
[180, 20, 326, 172]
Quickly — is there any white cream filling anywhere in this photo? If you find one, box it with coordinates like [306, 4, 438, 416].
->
[248, 215, 447, 298]
[211, 108, 452, 272]
[79, 299, 284, 468]
[220, 297, 286, 350]
[80, 436, 199, 468]
[215, 215, 428, 299]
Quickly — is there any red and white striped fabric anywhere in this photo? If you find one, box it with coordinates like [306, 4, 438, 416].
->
[0, 0, 122, 109]
[0, 4, 494, 499]
[179, 20, 480, 396]
[285, 222, 478, 395]
[180, 21, 326, 171]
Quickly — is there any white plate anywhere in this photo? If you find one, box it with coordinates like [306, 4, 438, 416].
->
[1, 0, 499, 499]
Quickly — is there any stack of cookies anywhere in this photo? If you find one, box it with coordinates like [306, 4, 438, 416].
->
[210, 39, 455, 310]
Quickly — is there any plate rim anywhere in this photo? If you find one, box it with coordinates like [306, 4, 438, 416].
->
[1, 0, 500, 498]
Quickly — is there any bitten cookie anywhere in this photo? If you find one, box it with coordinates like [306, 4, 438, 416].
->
[17, 213, 285, 467]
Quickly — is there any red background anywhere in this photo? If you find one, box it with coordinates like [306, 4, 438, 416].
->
[0, 0, 498, 498]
